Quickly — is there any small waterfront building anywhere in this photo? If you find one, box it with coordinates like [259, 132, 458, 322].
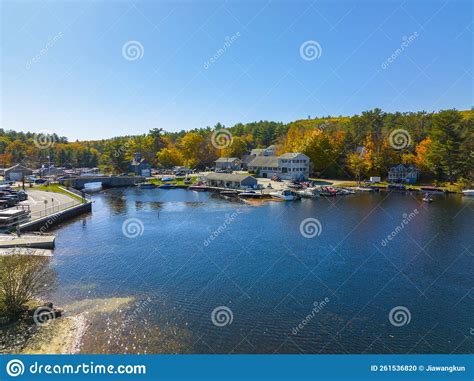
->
[38, 166, 65, 177]
[205, 173, 257, 189]
[248, 152, 310, 181]
[388, 164, 419, 184]
[215, 157, 242, 171]
[129, 153, 151, 177]
[4, 164, 33, 181]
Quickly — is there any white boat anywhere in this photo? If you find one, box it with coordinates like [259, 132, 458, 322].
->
[336, 188, 355, 195]
[270, 189, 300, 201]
[297, 188, 320, 198]
[422, 193, 433, 203]
[239, 190, 264, 199]
[462, 190, 474, 197]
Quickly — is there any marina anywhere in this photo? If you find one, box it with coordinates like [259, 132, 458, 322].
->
[13, 186, 469, 354]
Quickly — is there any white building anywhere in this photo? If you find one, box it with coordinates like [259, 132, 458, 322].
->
[247, 152, 310, 180]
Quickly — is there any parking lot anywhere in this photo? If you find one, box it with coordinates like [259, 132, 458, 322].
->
[21, 190, 80, 217]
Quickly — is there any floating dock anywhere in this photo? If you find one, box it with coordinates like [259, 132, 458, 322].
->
[0, 234, 56, 249]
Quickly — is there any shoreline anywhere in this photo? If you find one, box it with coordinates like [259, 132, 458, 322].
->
[19, 313, 87, 354]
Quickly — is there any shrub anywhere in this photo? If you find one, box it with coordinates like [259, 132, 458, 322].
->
[0, 255, 56, 321]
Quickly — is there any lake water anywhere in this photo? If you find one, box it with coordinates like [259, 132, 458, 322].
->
[49, 188, 473, 354]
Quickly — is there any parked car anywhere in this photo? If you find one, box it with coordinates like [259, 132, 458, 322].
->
[0, 200, 9, 209]
[0, 196, 18, 207]
[34, 178, 48, 184]
[17, 191, 28, 201]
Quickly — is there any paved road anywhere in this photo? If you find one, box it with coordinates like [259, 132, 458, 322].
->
[20, 190, 79, 216]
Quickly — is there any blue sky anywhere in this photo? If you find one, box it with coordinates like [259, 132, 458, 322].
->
[1, 0, 472, 140]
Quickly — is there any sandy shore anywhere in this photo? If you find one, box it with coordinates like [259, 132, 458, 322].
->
[4, 297, 134, 354]
[20, 314, 87, 354]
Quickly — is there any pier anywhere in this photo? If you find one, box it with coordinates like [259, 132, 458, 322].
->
[0, 234, 56, 249]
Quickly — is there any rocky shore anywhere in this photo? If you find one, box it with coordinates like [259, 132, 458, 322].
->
[1, 297, 135, 354]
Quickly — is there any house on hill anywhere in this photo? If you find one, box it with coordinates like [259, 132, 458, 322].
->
[388, 164, 419, 184]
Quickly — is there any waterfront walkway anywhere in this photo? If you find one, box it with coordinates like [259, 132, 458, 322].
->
[0, 234, 56, 249]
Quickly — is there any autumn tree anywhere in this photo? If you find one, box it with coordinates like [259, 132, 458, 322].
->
[156, 147, 183, 168]
[347, 152, 369, 184]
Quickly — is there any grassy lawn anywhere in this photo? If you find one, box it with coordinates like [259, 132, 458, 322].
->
[33, 184, 85, 202]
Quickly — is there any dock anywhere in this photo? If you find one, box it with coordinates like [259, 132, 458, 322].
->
[0, 234, 56, 249]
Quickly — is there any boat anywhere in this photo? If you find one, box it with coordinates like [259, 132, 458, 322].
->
[297, 188, 320, 198]
[161, 176, 174, 182]
[188, 181, 207, 191]
[354, 186, 374, 192]
[159, 183, 176, 189]
[288, 183, 302, 189]
[320, 186, 338, 196]
[461, 190, 474, 197]
[270, 189, 300, 201]
[422, 193, 433, 203]
[338, 188, 355, 195]
[420, 186, 445, 194]
[138, 182, 156, 188]
[239, 190, 262, 199]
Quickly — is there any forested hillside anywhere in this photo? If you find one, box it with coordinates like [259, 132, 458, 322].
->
[1, 108, 472, 183]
